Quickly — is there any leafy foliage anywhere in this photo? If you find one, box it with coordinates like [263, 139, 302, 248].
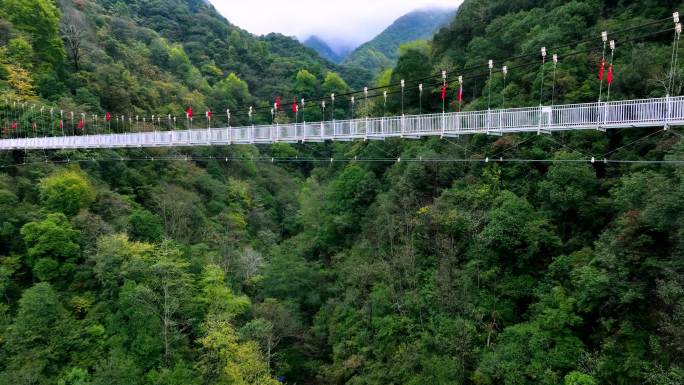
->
[39, 168, 96, 217]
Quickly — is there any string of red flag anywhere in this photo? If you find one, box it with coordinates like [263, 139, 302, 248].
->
[607, 64, 613, 85]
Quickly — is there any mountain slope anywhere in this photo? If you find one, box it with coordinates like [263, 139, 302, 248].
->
[105, 0, 343, 100]
[342, 7, 456, 74]
[0, 0, 363, 118]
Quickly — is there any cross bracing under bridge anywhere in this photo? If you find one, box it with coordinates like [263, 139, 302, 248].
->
[1, 96, 684, 150]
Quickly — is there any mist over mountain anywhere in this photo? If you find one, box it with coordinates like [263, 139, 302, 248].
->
[302, 7, 456, 75]
[303, 36, 353, 64]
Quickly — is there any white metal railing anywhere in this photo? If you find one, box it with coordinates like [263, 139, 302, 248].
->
[2, 96, 683, 150]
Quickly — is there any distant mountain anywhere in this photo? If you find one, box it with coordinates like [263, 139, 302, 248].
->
[303, 36, 347, 64]
[342, 7, 457, 75]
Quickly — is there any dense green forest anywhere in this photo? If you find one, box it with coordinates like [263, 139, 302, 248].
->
[1, 0, 684, 384]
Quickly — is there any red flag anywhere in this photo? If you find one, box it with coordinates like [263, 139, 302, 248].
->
[78, 119, 85, 129]
[206, 110, 212, 120]
[607, 64, 613, 85]
[106, 112, 111, 122]
[275, 96, 281, 110]
[599, 58, 605, 81]
[59, 120, 64, 130]
[11, 122, 17, 131]
[441, 81, 447, 101]
[458, 86, 463, 103]
[292, 99, 298, 113]
[186, 106, 193, 119]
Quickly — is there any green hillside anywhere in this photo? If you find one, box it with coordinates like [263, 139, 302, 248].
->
[0, 0, 367, 122]
[342, 7, 456, 75]
[0, 0, 683, 384]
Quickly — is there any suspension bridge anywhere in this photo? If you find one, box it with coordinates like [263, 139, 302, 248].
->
[1, 14, 683, 152]
[0, 96, 683, 150]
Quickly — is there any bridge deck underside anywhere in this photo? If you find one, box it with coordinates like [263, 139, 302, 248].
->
[1, 96, 683, 150]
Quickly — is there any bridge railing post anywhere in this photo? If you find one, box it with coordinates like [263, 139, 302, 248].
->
[666, 95, 672, 129]
[537, 106, 542, 135]
[441, 112, 445, 137]
[401, 115, 405, 137]
[457, 111, 461, 135]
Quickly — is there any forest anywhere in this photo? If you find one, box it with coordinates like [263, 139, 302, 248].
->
[0, 0, 683, 384]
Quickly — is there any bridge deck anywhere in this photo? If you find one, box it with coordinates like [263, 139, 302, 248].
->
[1, 96, 683, 150]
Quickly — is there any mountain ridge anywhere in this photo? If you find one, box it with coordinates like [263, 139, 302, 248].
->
[301, 7, 457, 73]
[342, 7, 456, 74]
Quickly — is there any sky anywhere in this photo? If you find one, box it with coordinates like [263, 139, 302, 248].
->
[209, 0, 461, 53]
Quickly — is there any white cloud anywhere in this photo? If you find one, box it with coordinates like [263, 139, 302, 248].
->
[209, 0, 461, 50]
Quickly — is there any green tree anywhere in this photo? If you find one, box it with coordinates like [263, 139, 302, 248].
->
[475, 288, 585, 385]
[20, 213, 81, 281]
[315, 164, 380, 248]
[293, 69, 318, 98]
[208, 73, 252, 116]
[478, 190, 560, 265]
[6, 37, 33, 69]
[241, 299, 300, 371]
[0, 282, 75, 384]
[538, 152, 601, 242]
[39, 168, 96, 216]
[564, 371, 598, 385]
[124, 241, 195, 365]
[198, 319, 279, 385]
[128, 209, 164, 242]
[321, 71, 349, 95]
[197, 264, 250, 319]
[58, 367, 92, 385]
[389, 42, 433, 113]
[90, 234, 154, 296]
